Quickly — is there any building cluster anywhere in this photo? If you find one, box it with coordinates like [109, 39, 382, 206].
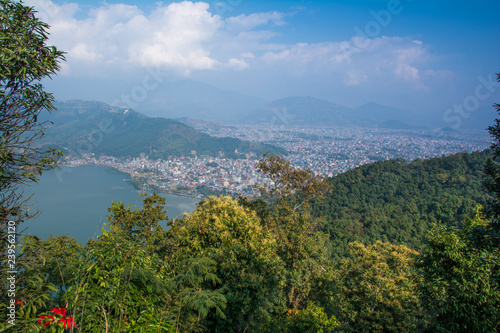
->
[65, 125, 491, 197]
[200, 125, 491, 177]
[65, 154, 270, 197]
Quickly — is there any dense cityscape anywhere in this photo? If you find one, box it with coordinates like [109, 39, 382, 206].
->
[64, 125, 491, 198]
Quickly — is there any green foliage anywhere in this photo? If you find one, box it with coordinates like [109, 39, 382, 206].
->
[167, 196, 283, 332]
[107, 192, 169, 253]
[310, 150, 491, 257]
[250, 153, 343, 333]
[19, 235, 84, 291]
[256, 154, 333, 314]
[272, 301, 339, 333]
[292, 301, 339, 332]
[41, 100, 287, 159]
[64, 226, 171, 332]
[0, 276, 58, 332]
[480, 72, 500, 257]
[169, 257, 227, 332]
[419, 207, 500, 332]
[331, 241, 422, 332]
[0, 2, 65, 329]
[4, 194, 232, 332]
[0, 0, 65, 223]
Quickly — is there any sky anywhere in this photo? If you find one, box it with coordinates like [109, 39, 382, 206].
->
[25, 0, 500, 128]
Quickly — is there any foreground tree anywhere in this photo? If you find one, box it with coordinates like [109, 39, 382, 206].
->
[167, 196, 283, 332]
[0, 2, 64, 331]
[332, 241, 422, 332]
[0, 0, 65, 224]
[480, 72, 500, 267]
[256, 154, 331, 312]
[484, 72, 500, 221]
[419, 207, 500, 332]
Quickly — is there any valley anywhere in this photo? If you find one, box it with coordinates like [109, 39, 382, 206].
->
[62, 122, 490, 198]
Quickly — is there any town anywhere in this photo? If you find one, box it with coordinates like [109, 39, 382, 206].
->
[64, 125, 491, 198]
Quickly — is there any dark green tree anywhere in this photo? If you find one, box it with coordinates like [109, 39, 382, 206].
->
[482, 72, 500, 248]
[419, 207, 500, 332]
[255, 154, 337, 331]
[0, 0, 65, 224]
[106, 192, 169, 254]
[0, 2, 64, 331]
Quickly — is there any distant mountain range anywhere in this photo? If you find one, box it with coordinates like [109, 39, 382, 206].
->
[133, 79, 429, 128]
[135, 79, 267, 124]
[39, 100, 286, 159]
[246, 96, 423, 128]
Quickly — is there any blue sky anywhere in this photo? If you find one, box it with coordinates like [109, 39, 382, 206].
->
[26, 0, 500, 127]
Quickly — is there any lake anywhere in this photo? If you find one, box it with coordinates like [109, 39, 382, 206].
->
[21, 165, 200, 244]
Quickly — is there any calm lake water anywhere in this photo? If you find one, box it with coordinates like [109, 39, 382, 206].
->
[21, 165, 199, 244]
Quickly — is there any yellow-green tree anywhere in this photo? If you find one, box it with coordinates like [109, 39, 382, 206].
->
[332, 241, 422, 332]
[166, 196, 283, 332]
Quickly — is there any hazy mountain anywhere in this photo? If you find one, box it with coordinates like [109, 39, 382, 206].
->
[175, 117, 228, 132]
[353, 102, 415, 126]
[40, 100, 286, 159]
[136, 79, 268, 123]
[246, 96, 354, 126]
[246, 96, 423, 127]
[108, 79, 495, 129]
[379, 120, 425, 130]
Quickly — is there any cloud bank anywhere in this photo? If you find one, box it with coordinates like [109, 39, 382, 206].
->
[26, 0, 451, 103]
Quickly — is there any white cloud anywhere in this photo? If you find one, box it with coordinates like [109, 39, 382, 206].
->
[25, 0, 442, 93]
[226, 58, 249, 70]
[241, 52, 255, 58]
[344, 71, 368, 86]
[226, 11, 286, 30]
[128, 2, 222, 69]
[26, 1, 222, 75]
[258, 36, 431, 89]
[70, 43, 100, 62]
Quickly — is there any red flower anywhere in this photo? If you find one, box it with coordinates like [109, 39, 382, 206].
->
[38, 307, 76, 328]
[58, 316, 76, 329]
[50, 307, 67, 317]
[14, 299, 24, 306]
[38, 315, 55, 327]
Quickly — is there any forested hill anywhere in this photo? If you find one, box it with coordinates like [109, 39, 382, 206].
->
[310, 150, 493, 257]
[40, 100, 286, 159]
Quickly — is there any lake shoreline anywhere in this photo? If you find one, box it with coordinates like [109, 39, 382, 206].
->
[23, 165, 200, 244]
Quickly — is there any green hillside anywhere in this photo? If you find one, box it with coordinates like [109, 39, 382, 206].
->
[40, 100, 286, 159]
[310, 150, 492, 257]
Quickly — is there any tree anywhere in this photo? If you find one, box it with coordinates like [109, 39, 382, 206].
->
[106, 192, 169, 254]
[482, 72, 500, 248]
[256, 153, 328, 201]
[0, 234, 82, 332]
[166, 196, 283, 332]
[332, 241, 423, 332]
[283, 301, 339, 333]
[65, 225, 174, 332]
[419, 207, 500, 332]
[416, 72, 500, 332]
[0, 0, 65, 225]
[0, 2, 64, 330]
[256, 154, 331, 312]
[104, 194, 226, 332]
